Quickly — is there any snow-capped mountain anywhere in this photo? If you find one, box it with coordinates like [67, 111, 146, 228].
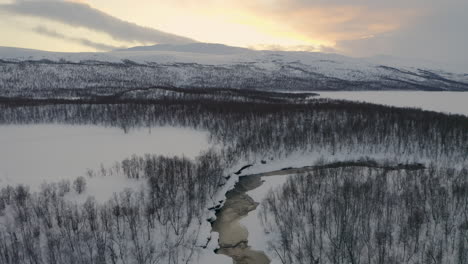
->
[0, 44, 467, 99]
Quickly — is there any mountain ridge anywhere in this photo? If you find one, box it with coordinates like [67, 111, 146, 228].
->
[115, 43, 252, 55]
[0, 45, 467, 95]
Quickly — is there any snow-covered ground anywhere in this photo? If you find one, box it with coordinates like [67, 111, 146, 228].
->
[0, 124, 211, 200]
[1, 45, 465, 76]
[1, 45, 467, 92]
[318, 91, 468, 116]
[214, 146, 462, 263]
[241, 174, 292, 264]
[0, 123, 233, 264]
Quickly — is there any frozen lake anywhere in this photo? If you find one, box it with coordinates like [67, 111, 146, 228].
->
[0, 124, 211, 192]
[317, 91, 468, 116]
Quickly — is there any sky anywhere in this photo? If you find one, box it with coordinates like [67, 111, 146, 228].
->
[1, 0, 467, 70]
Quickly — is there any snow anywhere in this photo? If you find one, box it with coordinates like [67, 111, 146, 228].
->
[0, 123, 226, 263]
[215, 147, 456, 263]
[363, 54, 468, 75]
[0, 123, 232, 263]
[230, 150, 428, 178]
[209, 155, 327, 263]
[0, 124, 211, 201]
[196, 230, 232, 264]
[216, 154, 330, 263]
[241, 174, 293, 264]
[0, 46, 392, 78]
[121, 43, 252, 55]
[1, 46, 467, 87]
[317, 91, 468, 116]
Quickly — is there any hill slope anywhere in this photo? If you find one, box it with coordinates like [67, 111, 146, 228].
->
[0, 44, 467, 98]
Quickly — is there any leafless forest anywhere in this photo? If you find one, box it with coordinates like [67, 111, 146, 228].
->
[0, 90, 466, 263]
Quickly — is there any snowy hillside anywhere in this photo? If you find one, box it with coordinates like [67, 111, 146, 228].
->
[0, 44, 467, 98]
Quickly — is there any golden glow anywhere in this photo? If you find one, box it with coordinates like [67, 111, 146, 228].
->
[0, 0, 421, 53]
[82, 0, 339, 50]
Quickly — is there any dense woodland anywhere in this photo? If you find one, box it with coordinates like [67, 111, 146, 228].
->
[260, 166, 468, 264]
[0, 91, 467, 263]
[0, 152, 224, 264]
[0, 95, 466, 166]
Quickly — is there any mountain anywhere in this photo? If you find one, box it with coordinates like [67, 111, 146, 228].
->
[117, 43, 252, 55]
[0, 44, 467, 100]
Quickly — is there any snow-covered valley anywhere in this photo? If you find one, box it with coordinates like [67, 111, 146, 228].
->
[0, 0, 467, 259]
[0, 87, 466, 264]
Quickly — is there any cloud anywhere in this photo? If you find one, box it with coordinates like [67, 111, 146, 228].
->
[336, 1, 468, 72]
[2, 0, 468, 71]
[33, 25, 119, 51]
[250, 1, 419, 43]
[249, 44, 337, 53]
[0, 0, 196, 45]
[235, 0, 468, 71]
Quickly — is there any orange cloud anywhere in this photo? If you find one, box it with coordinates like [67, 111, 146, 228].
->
[248, 3, 418, 44]
[0, 0, 426, 54]
[167, 0, 422, 52]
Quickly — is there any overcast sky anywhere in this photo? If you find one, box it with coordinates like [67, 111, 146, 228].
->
[0, 0, 467, 71]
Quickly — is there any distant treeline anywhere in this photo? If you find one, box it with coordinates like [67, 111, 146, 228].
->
[0, 96, 466, 166]
[0, 85, 317, 103]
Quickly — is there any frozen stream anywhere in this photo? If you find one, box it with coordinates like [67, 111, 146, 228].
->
[213, 162, 427, 264]
[212, 175, 270, 264]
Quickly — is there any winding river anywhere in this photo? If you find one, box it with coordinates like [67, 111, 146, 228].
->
[212, 174, 269, 264]
[211, 161, 426, 263]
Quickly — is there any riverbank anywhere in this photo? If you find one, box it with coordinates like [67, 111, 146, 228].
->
[210, 160, 427, 263]
[212, 175, 270, 264]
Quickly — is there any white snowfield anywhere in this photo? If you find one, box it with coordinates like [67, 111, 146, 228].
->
[0, 124, 211, 199]
[0, 124, 237, 263]
[0, 44, 467, 91]
[317, 91, 468, 116]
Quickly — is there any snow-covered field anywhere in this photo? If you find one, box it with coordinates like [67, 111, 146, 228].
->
[0, 124, 235, 264]
[0, 124, 211, 200]
[318, 91, 468, 116]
